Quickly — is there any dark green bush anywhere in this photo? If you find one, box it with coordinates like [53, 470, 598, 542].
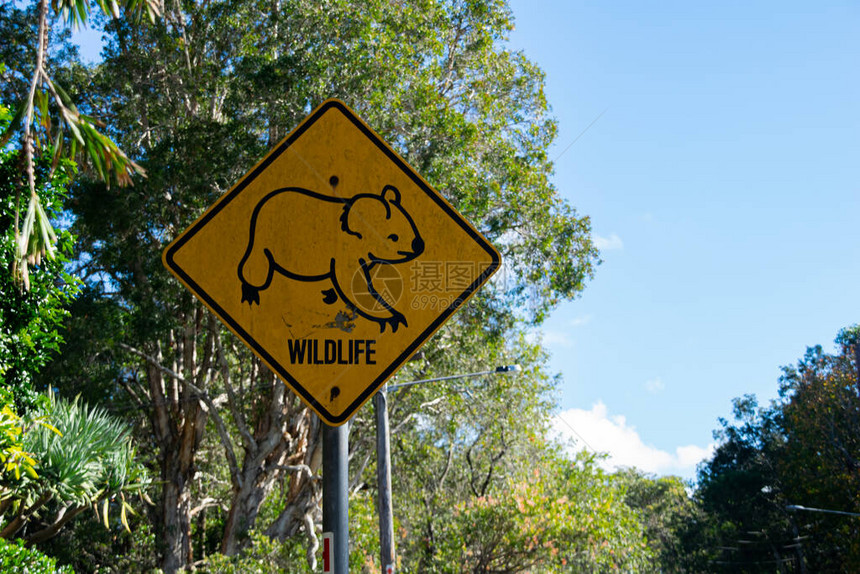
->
[0, 538, 73, 573]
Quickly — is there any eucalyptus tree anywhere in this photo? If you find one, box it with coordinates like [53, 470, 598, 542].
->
[618, 469, 716, 573]
[695, 395, 798, 573]
[774, 328, 860, 572]
[49, 0, 599, 571]
[696, 328, 860, 573]
[381, 338, 653, 572]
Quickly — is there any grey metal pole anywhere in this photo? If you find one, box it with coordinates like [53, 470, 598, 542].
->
[373, 365, 520, 573]
[375, 387, 395, 573]
[322, 422, 349, 574]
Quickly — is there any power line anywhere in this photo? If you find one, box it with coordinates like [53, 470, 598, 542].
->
[552, 108, 608, 163]
[553, 411, 596, 453]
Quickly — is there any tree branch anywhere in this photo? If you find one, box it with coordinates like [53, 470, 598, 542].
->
[0, 491, 53, 538]
[190, 497, 221, 518]
[121, 342, 185, 383]
[303, 510, 319, 571]
[119, 341, 243, 488]
[212, 315, 256, 451]
[23, 504, 87, 545]
[269, 464, 317, 481]
[437, 443, 455, 493]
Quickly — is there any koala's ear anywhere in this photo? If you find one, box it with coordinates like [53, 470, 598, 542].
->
[381, 185, 401, 204]
[344, 196, 388, 238]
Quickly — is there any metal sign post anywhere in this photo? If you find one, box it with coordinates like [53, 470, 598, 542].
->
[374, 387, 395, 572]
[322, 422, 349, 574]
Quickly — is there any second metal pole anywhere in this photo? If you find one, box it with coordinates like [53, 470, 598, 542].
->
[322, 422, 349, 574]
[375, 387, 395, 572]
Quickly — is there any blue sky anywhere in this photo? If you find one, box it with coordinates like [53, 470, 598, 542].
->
[71, 1, 859, 480]
[507, 0, 860, 479]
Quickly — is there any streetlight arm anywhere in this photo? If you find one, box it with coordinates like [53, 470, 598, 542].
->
[787, 504, 860, 517]
[386, 365, 521, 392]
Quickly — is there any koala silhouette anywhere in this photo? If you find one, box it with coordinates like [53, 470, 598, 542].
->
[238, 185, 424, 332]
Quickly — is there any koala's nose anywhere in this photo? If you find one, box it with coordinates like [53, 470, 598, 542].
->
[412, 236, 424, 255]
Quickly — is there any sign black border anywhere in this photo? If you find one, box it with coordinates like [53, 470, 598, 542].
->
[163, 99, 500, 425]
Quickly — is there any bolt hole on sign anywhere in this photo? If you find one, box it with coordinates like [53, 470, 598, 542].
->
[163, 99, 500, 425]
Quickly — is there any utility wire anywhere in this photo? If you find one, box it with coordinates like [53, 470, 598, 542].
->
[553, 411, 596, 453]
[553, 108, 608, 163]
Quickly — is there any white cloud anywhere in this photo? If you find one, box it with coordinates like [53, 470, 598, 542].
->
[541, 330, 575, 348]
[537, 316, 591, 347]
[593, 233, 624, 251]
[553, 402, 715, 479]
[676, 444, 714, 469]
[644, 377, 665, 394]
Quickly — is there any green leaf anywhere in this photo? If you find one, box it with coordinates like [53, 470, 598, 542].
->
[120, 499, 131, 532]
[0, 100, 27, 148]
[51, 79, 79, 114]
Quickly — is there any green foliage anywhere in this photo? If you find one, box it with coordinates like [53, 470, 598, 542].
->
[438, 480, 562, 572]
[1, 392, 151, 544]
[775, 338, 860, 572]
[619, 469, 715, 573]
[835, 323, 860, 348]
[370, 334, 557, 570]
[0, 0, 158, 289]
[22, 392, 148, 506]
[199, 530, 314, 574]
[0, 537, 73, 573]
[392, 418, 652, 573]
[0, 100, 80, 409]
[696, 395, 796, 573]
[31, 285, 131, 406]
[550, 452, 652, 572]
[348, 491, 383, 573]
[421, 451, 653, 573]
[696, 329, 860, 573]
[0, 400, 38, 485]
[39, 516, 159, 574]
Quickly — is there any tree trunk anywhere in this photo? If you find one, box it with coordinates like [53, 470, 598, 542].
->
[264, 412, 322, 570]
[160, 456, 193, 573]
[134, 315, 210, 574]
[156, 395, 208, 573]
[220, 384, 321, 555]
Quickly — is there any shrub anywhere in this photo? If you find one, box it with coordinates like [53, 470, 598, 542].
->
[0, 537, 73, 573]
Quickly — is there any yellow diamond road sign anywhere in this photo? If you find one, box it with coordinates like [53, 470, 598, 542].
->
[163, 99, 500, 425]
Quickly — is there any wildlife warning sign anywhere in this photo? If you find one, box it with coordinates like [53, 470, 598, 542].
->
[163, 99, 500, 425]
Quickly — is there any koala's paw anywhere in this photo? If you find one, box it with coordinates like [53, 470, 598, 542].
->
[321, 289, 338, 305]
[241, 283, 261, 305]
[378, 311, 408, 333]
